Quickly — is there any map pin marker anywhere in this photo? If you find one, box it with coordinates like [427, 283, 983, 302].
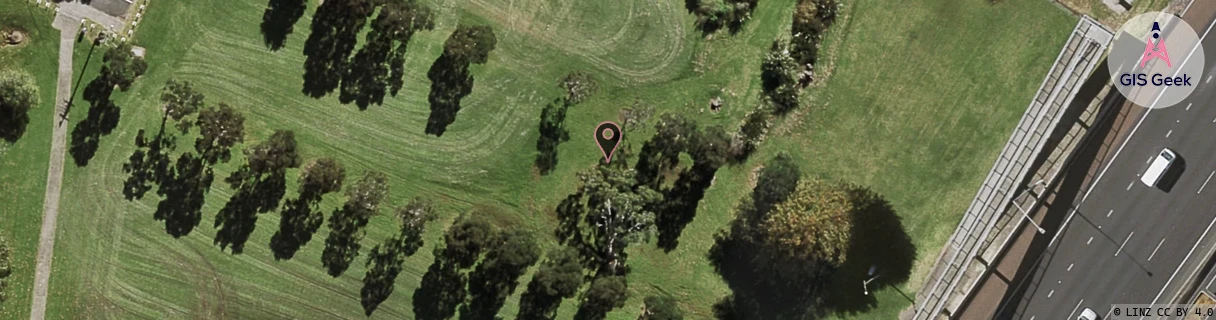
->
[595, 121, 622, 163]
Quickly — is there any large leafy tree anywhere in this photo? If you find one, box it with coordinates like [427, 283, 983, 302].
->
[0, 68, 38, 142]
[321, 171, 390, 276]
[101, 43, 148, 91]
[194, 103, 246, 165]
[158, 79, 205, 133]
[361, 199, 437, 316]
[557, 164, 662, 275]
[517, 247, 585, 320]
[575, 275, 629, 320]
[756, 179, 853, 275]
[461, 229, 542, 319]
[413, 215, 496, 320]
[270, 157, 346, 260]
[760, 40, 800, 113]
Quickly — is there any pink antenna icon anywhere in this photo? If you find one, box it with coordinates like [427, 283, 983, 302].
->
[1140, 22, 1172, 68]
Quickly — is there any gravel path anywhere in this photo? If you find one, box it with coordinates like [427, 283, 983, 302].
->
[29, 12, 79, 320]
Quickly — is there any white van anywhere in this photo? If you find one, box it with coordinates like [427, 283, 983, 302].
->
[1141, 148, 1176, 187]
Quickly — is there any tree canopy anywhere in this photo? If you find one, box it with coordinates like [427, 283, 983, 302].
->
[321, 171, 390, 276]
[575, 275, 629, 320]
[424, 24, 497, 136]
[194, 103, 247, 164]
[0, 68, 39, 142]
[159, 79, 205, 133]
[360, 199, 437, 316]
[517, 247, 585, 320]
[271, 157, 347, 260]
[101, 43, 148, 91]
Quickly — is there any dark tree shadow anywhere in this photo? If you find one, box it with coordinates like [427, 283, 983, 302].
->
[360, 243, 404, 316]
[338, 33, 392, 109]
[153, 152, 214, 237]
[423, 53, 474, 137]
[460, 256, 533, 320]
[820, 188, 916, 315]
[708, 231, 824, 320]
[516, 280, 565, 320]
[656, 163, 718, 251]
[260, 0, 307, 51]
[269, 197, 322, 260]
[121, 128, 176, 200]
[69, 77, 121, 167]
[412, 253, 467, 320]
[214, 172, 287, 254]
[534, 98, 570, 176]
[300, 0, 372, 98]
[0, 104, 31, 143]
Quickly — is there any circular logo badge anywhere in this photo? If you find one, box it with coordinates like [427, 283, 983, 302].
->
[1107, 12, 1205, 109]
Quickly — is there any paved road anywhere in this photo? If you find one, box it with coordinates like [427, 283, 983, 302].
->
[29, 13, 78, 320]
[1001, 11, 1216, 320]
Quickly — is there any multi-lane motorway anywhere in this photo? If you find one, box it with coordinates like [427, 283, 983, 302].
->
[1003, 10, 1216, 320]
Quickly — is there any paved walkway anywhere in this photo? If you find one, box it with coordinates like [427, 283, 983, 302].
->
[29, 12, 79, 320]
[57, 1, 124, 34]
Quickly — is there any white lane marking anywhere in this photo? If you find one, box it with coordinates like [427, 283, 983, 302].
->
[1200, 171, 1215, 194]
[1135, 26, 1216, 311]
[1128, 181, 1135, 190]
[1068, 299, 1085, 319]
[1187, 103, 1193, 110]
[1107, 209, 1114, 217]
[1167, 129, 1173, 137]
[1068, 263, 1074, 271]
[1043, 27, 1203, 242]
[1088, 237, 1094, 245]
[1145, 204, 1216, 317]
[1207, 74, 1212, 83]
[1048, 289, 1055, 298]
[1208, 273, 1216, 289]
[1106, 308, 1115, 320]
[1149, 237, 1166, 261]
[1117, 231, 1134, 256]
[1149, 155, 1155, 164]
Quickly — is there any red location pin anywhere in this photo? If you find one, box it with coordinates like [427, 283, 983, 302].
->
[595, 121, 622, 163]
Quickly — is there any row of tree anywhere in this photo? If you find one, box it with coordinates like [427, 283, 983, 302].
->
[411, 215, 541, 319]
[298, 0, 499, 137]
[301, 0, 436, 109]
[121, 76, 451, 316]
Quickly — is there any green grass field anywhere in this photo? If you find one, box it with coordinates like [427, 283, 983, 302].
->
[0, 5, 60, 319]
[0, 0, 1076, 318]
